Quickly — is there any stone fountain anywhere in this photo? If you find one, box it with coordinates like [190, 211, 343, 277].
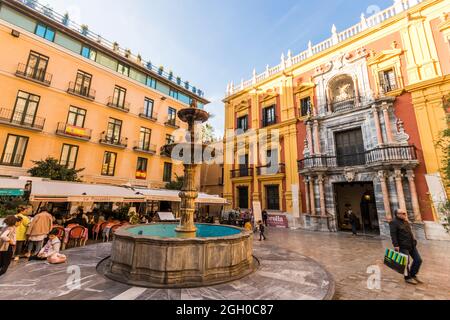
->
[104, 102, 255, 288]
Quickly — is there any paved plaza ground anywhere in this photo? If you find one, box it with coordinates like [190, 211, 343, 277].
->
[0, 228, 448, 300]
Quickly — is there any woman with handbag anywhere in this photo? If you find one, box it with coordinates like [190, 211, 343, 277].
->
[0, 215, 21, 276]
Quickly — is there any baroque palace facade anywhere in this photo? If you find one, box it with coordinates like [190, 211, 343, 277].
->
[223, 0, 450, 238]
[0, 0, 208, 188]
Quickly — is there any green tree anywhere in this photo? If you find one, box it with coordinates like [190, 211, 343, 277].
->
[28, 157, 84, 182]
[165, 175, 185, 190]
[202, 123, 217, 144]
[438, 93, 450, 232]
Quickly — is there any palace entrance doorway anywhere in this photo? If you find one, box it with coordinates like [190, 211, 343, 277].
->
[334, 182, 380, 235]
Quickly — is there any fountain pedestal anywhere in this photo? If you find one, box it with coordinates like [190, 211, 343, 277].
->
[105, 102, 255, 288]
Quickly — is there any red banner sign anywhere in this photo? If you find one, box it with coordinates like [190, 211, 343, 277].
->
[267, 215, 289, 228]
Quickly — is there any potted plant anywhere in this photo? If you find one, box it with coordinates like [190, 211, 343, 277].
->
[192, 86, 197, 94]
[125, 49, 131, 58]
[137, 54, 142, 64]
[81, 24, 89, 36]
[62, 12, 69, 26]
[146, 61, 152, 70]
[113, 42, 119, 52]
[176, 77, 181, 85]
[185, 81, 190, 90]
[168, 70, 173, 80]
[158, 66, 164, 75]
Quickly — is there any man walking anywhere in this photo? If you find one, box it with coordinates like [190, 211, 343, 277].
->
[257, 220, 266, 241]
[389, 209, 423, 285]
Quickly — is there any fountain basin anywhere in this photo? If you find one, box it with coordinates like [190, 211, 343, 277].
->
[106, 223, 255, 288]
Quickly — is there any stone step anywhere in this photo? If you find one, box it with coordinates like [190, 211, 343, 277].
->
[423, 221, 450, 241]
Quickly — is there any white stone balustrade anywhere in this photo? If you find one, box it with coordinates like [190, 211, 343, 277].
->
[226, 0, 424, 97]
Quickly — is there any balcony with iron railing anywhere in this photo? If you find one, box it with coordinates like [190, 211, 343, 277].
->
[139, 108, 158, 122]
[15, 63, 52, 86]
[256, 163, 286, 176]
[0, 108, 45, 131]
[67, 82, 96, 100]
[164, 118, 180, 129]
[106, 97, 130, 113]
[231, 167, 254, 179]
[380, 82, 400, 95]
[56, 122, 92, 141]
[99, 133, 128, 148]
[298, 145, 418, 171]
[133, 141, 157, 155]
[331, 95, 357, 113]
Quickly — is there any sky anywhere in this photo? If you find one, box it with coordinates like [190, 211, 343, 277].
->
[40, 0, 392, 137]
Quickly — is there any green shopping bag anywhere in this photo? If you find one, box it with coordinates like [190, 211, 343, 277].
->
[384, 248, 408, 275]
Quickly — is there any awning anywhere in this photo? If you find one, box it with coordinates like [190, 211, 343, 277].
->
[0, 179, 26, 196]
[138, 189, 227, 205]
[29, 180, 145, 203]
[0, 178, 227, 204]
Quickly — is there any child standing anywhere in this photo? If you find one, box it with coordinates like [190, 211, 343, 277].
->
[0, 216, 21, 276]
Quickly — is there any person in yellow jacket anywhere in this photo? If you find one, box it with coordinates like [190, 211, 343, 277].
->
[14, 206, 31, 261]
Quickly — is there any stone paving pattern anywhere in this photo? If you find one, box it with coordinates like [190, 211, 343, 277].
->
[0, 228, 449, 300]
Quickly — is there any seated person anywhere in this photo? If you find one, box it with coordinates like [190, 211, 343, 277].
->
[30, 230, 61, 261]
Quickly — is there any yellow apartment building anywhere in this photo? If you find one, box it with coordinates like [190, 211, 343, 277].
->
[0, 0, 209, 189]
[223, 0, 450, 239]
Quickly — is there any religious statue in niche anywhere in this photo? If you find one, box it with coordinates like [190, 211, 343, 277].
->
[336, 83, 353, 101]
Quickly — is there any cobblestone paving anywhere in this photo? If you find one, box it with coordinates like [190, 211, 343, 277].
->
[0, 228, 448, 300]
[261, 228, 450, 300]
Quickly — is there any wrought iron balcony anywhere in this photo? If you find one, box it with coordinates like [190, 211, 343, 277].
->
[15, 63, 52, 86]
[56, 122, 92, 141]
[67, 82, 96, 100]
[298, 145, 417, 171]
[139, 108, 158, 121]
[331, 96, 356, 113]
[164, 118, 180, 128]
[256, 163, 286, 176]
[160, 144, 173, 157]
[106, 97, 130, 113]
[231, 167, 254, 178]
[0, 108, 45, 131]
[133, 141, 157, 155]
[99, 133, 128, 148]
[380, 82, 399, 94]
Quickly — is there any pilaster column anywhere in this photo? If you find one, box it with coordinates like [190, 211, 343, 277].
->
[372, 106, 384, 146]
[313, 120, 321, 154]
[406, 170, 422, 222]
[306, 121, 314, 156]
[318, 174, 327, 217]
[309, 176, 316, 215]
[378, 170, 392, 221]
[382, 103, 394, 144]
[304, 177, 311, 214]
[394, 169, 407, 213]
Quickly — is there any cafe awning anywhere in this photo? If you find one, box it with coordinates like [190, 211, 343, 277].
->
[139, 189, 227, 205]
[29, 180, 145, 203]
[0, 178, 227, 204]
[0, 178, 26, 196]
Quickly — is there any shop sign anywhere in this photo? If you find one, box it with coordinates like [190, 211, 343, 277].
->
[267, 214, 289, 228]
